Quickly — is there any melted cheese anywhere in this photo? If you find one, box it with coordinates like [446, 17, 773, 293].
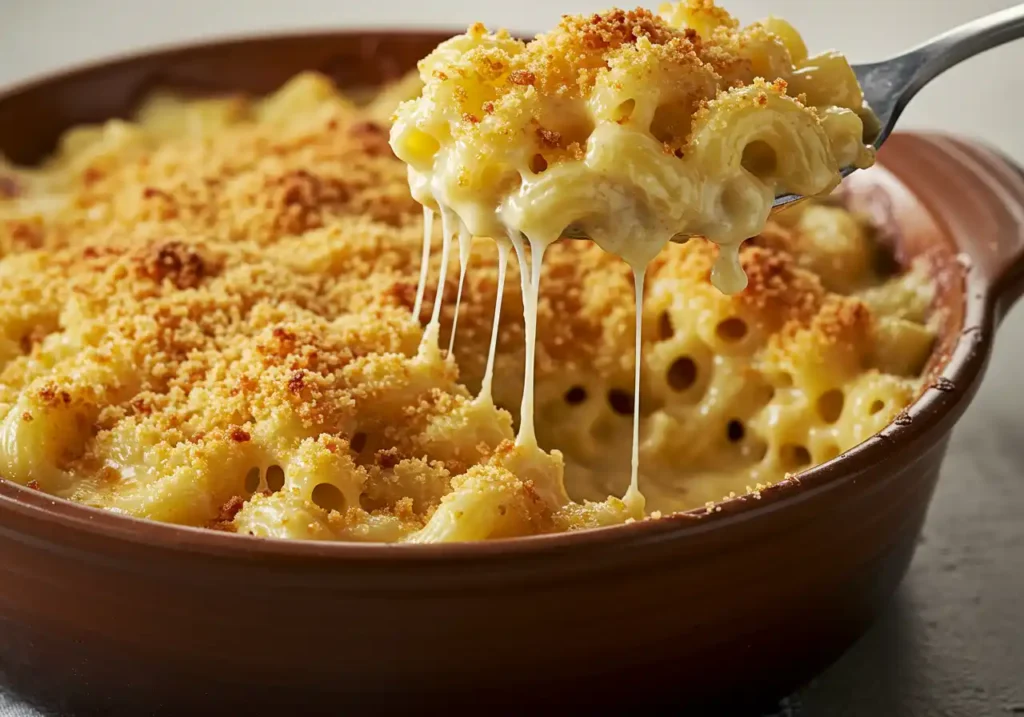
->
[447, 221, 473, 357]
[476, 240, 509, 408]
[506, 230, 554, 449]
[420, 206, 455, 359]
[413, 206, 434, 321]
[624, 265, 647, 513]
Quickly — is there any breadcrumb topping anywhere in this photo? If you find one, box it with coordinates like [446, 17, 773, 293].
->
[408, 0, 808, 159]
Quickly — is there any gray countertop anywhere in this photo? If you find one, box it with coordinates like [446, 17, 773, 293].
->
[2, 1, 1023, 714]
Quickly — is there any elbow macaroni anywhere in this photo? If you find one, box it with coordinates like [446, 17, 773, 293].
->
[0, 3, 935, 543]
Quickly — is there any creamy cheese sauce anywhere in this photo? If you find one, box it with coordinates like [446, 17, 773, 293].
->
[711, 242, 749, 295]
[628, 265, 646, 504]
[412, 207, 434, 321]
[507, 230, 554, 450]
[447, 222, 473, 357]
[476, 240, 509, 409]
[419, 207, 454, 359]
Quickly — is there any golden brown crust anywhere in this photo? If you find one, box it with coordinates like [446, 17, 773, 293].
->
[427, 1, 801, 154]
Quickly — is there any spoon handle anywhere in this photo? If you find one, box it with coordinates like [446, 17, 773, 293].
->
[912, 3, 1024, 84]
[861, 4, 1024, 146]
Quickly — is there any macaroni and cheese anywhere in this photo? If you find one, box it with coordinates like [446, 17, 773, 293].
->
[0, 3, 935, 542]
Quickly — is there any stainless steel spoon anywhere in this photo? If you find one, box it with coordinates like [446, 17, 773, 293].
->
[562, 3, 1024, 240]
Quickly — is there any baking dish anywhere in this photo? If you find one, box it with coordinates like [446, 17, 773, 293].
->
[1, 31, 1022, 715]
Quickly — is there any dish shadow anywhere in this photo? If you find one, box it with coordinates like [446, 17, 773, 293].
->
[776, 585, 923, 716]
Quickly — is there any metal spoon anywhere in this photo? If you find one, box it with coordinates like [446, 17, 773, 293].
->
[774, 2, 1024, 209]
[562, 3, 1024, 240]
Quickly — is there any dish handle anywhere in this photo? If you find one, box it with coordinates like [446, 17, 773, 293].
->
[881, 132, 1024, 323]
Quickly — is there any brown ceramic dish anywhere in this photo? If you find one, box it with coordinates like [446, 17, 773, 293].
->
[1, 31, 1023, 716]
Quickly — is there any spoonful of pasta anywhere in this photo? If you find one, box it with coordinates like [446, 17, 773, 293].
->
[391, 1, 1024, 296]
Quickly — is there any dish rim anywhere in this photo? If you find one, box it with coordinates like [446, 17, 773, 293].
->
[0, 29, 1002, 561]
